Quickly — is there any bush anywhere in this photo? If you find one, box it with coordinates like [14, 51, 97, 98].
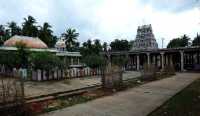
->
[30, 52, 65, 71]
[162, 63, 175, 76]
[140, 63, 158, 81]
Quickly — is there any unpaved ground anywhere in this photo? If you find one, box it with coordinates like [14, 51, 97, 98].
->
[41, 73, 200, 116]
[24, 71, 140, 98]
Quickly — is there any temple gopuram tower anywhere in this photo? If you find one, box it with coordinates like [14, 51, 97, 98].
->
[131, 24, 158, 51]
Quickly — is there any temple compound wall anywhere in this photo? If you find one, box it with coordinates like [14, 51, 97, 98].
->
[110, 24, 200, 71]
[111, 47, 200, 71]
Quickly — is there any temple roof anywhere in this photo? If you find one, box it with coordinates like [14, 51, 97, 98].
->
[4, 35, 48, 49]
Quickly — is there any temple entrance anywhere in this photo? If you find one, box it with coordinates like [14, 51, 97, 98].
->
[184, 50, 200, 71]
[164, 52, 181, 71]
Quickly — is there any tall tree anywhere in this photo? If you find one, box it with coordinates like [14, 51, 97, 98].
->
[15, 42, 29, 68]
[167, 34, 191, 48]
[80, 39, 103, 57]
[0, 25, 4, 35]
[81, 39, 93, 56]
[38, 22, 55, 47]
[7, 21, 21, 36]
[0, 25, 5, 45]
[192, 33, 200, 46]
[103, 42, 108, 52]
[62, 28, 79, 51]
[22, 15, 38, 37]
[0, 25, 10, 45]
[30, 52, 64, 71]
[110, 39, 130, 51]
[93, 39, 102, 54]
[129, 40, 134, 49]
[73, 41, 80, 52]
[51, 36, 58, 48]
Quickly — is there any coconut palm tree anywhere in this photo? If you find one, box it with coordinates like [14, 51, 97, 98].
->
[167, 34, 191, 48]
[22, 15, 38, 37]
[7, 21, 21, 36]
[0, 25, 10, 45]
[38, 22, 54, 47]
[62, 28, 79, 51]
[192, 33, 200, 46]
[103, 42, 107, 52]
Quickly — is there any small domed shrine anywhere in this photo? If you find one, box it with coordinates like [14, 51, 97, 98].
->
[4, 35, 48, 49]
[55, 38, 66, 51]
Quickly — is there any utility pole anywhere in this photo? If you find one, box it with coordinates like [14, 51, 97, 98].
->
[161, 38, 165, 48]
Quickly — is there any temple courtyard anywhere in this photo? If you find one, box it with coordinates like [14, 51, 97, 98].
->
[41, 73, 200, 116]
[24, 71, 141, 99]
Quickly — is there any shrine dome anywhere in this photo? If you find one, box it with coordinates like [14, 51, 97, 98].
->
[4, 35, 48, 49]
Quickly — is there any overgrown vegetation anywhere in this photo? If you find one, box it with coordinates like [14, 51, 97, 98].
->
[149, 79, 200, 116]
[27, 70, 174, 115]
[30, 52, 65, 71]
[31, 77, 141, 115]
[62, 28, 79, 52]
[0, 78, 31, 116]
[141, 63, 175, 81]
[141, 63, 158, 81]
[167, 34, 191, 48]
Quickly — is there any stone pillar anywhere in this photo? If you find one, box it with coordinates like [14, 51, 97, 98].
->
[161, 52, 165, 70]
[153, 55, 156, 65]
[71, 57, 73, 65]
[137, 54, 140, 71]
[166, 55, 168, 64]
[64, 57, 66, 65]
[180, 51, 184, 71]
[77, 57, 80, 65]
[197, 51, 200, 64]
[147, 53, 150, 66]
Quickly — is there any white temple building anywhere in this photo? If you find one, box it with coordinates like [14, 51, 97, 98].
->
[131, 24, 158, 51]
[0, 35, 82, 67]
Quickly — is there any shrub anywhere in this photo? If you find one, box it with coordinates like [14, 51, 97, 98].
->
[29, 52, 65, 71]
[140, 63, 158, 81]
[162, 63, 176, 76]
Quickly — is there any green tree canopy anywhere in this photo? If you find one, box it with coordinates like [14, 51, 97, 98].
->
[103, 42, 108, 52]
[80, 39, 103, 57]
[93, 39, 103, 54]
[62, 28, 79, 51]
[167, 34, 191, 48]
[192, 34, 200, 46]
[15, 41, 30, 68]
[38, 22, 56, 47]
[30, 52, 64, 70]
[22, 15, 38, 37]
[0, 51, 19, 69]
[80, 39, 105, 69]
[0, 25, 10, 45]
[110, 39, 130, 51]
[82, 54, 106, 69]
[112, 55, 128, 67]
[7, 21, 21, 36]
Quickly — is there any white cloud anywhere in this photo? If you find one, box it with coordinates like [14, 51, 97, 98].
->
[0, 0, 199, 47]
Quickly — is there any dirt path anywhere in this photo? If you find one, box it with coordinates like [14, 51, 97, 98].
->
[42, 73, 200, 116]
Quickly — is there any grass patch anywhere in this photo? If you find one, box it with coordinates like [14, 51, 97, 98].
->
[43, 95, 94, 112]
[63, 79, 71, 85]
[148, 78, 200, 116]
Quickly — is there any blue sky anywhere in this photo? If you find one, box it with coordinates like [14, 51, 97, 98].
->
[0, 0, 200, 47]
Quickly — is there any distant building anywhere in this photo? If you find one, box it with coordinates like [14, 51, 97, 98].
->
[55, 37, 66, 51]
[4, 35, 48, 49]
[131, 24, 158, 51]
[0, 35, 81, 67]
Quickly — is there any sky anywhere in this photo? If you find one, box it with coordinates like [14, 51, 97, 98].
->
[0, 0, 200, 48]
